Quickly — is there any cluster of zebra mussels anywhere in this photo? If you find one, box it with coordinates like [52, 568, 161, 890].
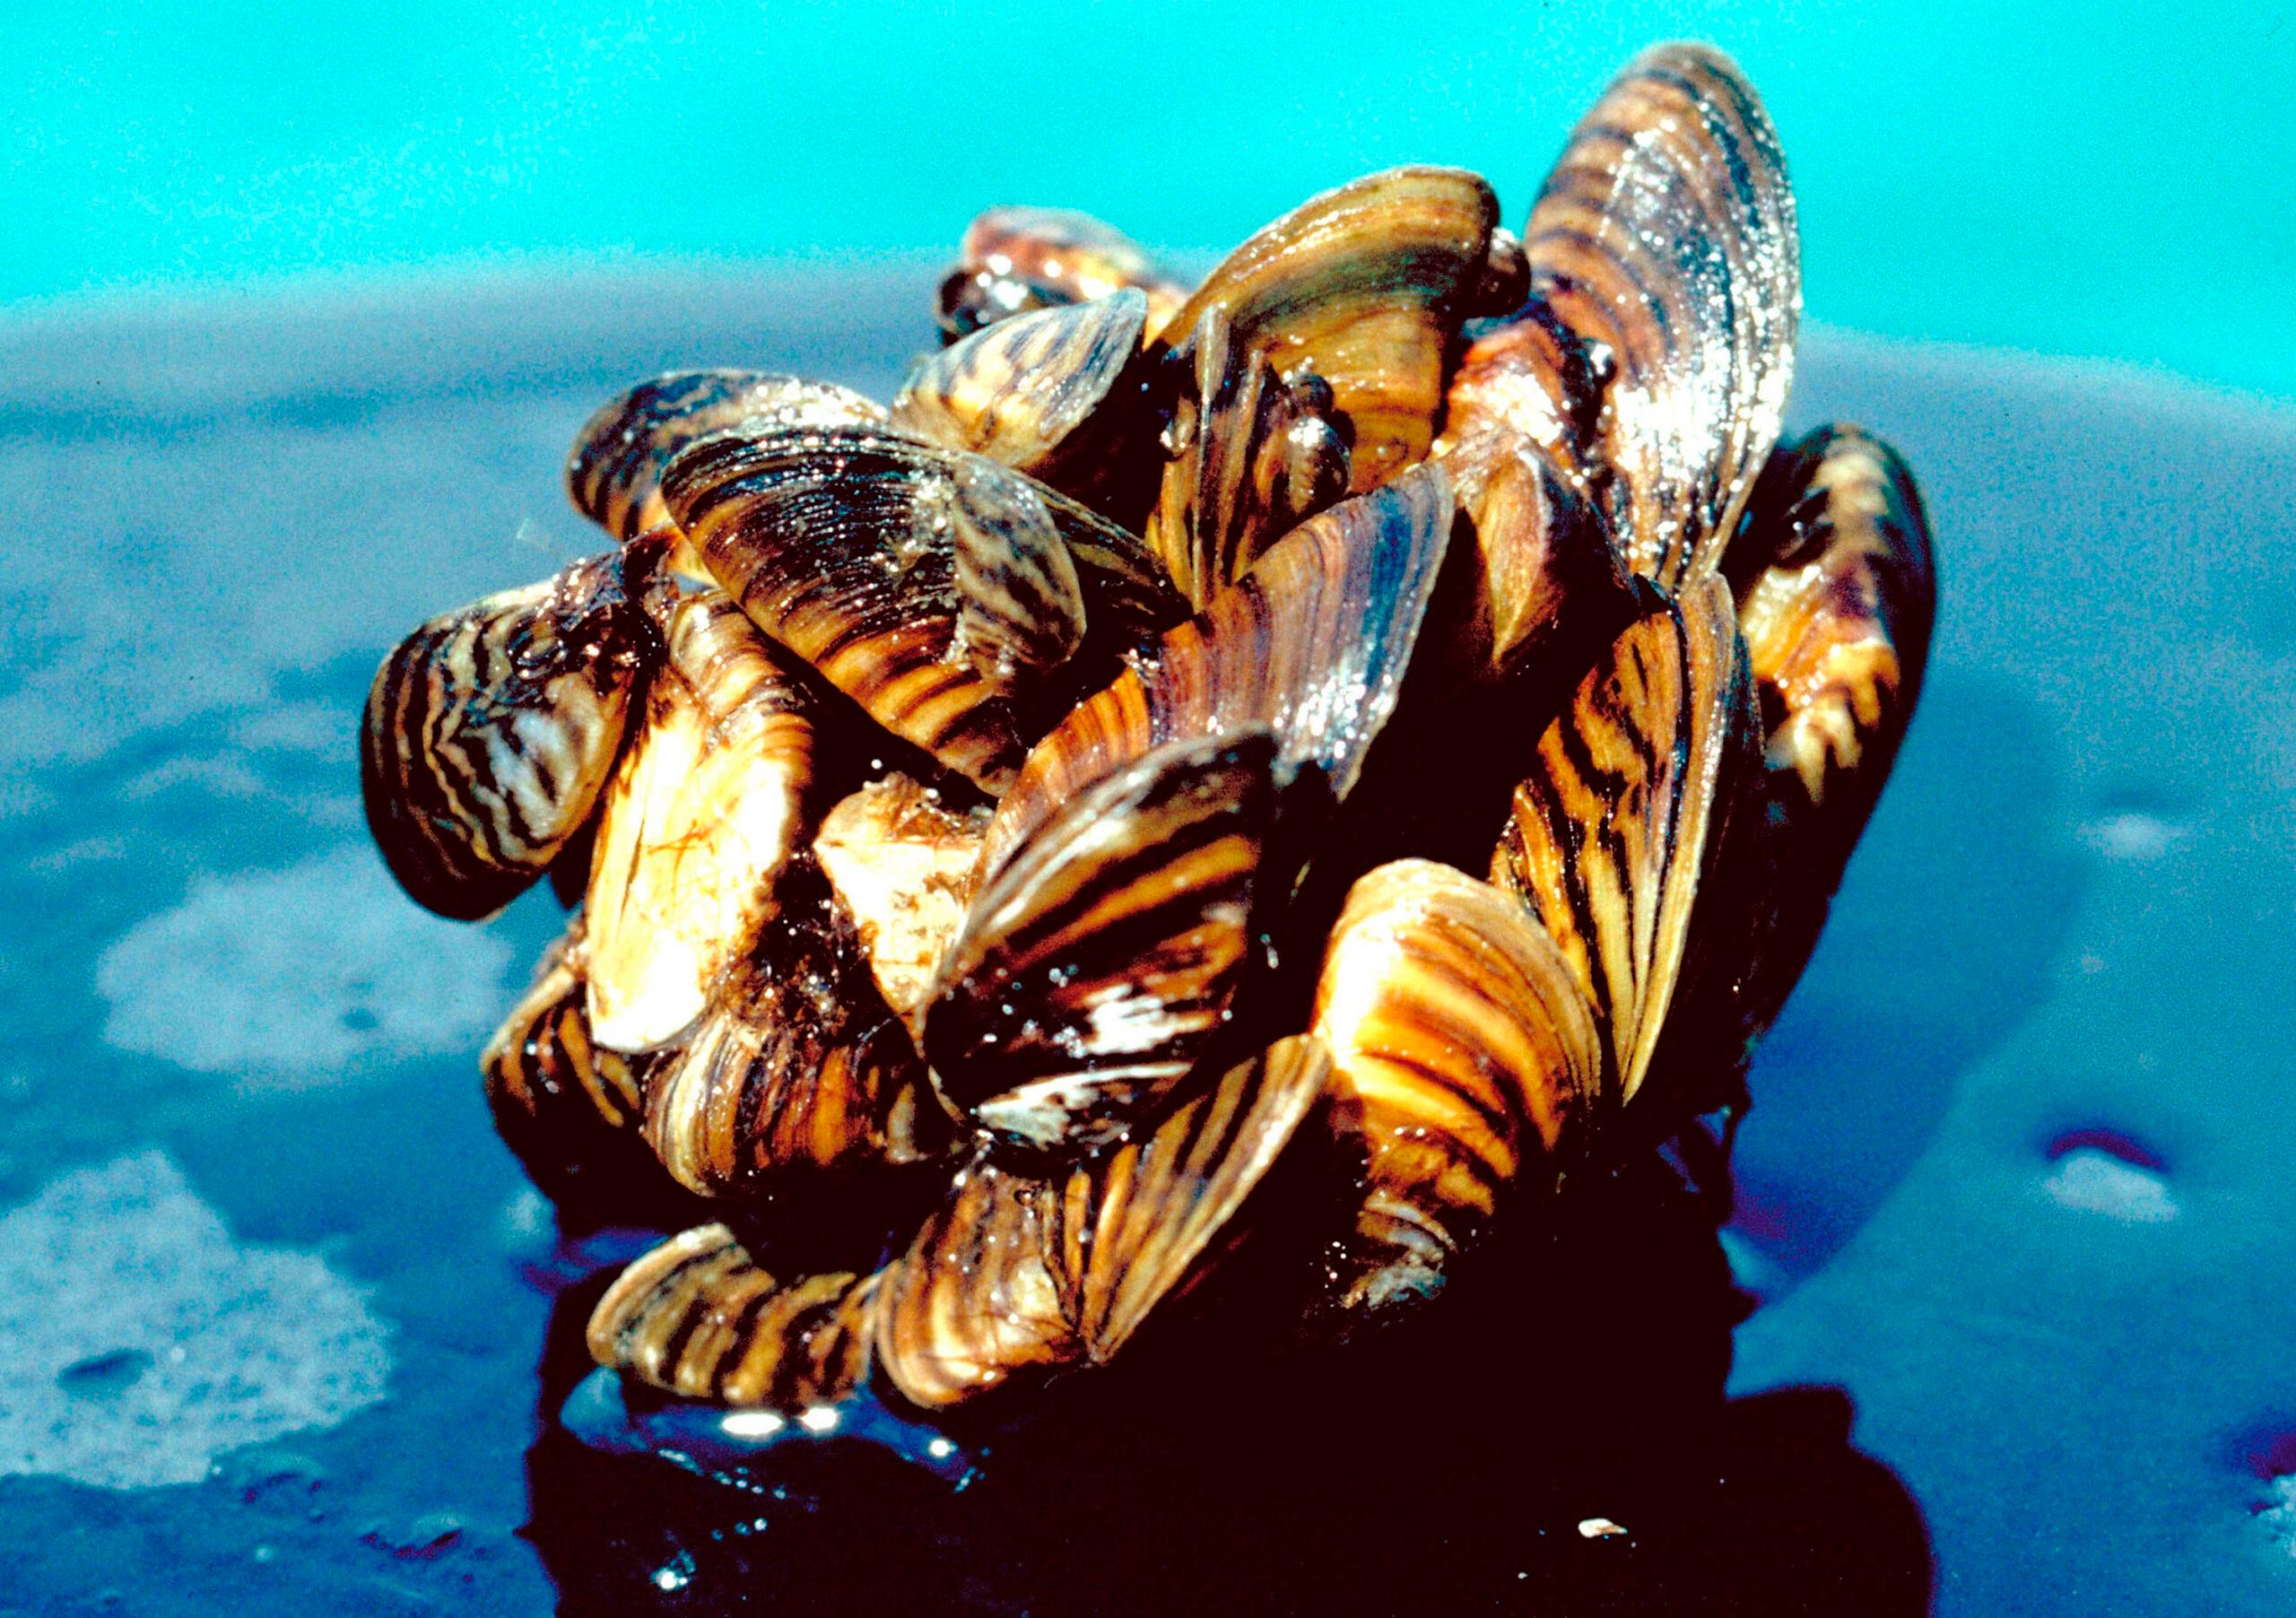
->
[362, 43, 1934, 1416]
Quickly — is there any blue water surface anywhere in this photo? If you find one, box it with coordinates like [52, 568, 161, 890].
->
[12, 0, 2294, 398]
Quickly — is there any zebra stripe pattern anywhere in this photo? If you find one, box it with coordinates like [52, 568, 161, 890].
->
[981, 461, 1457, 875]
[1146, 305, 1353, 610]
[1525, 42, 1799, 591]
[1152, 167, 1498, 494]
[639, 879, 953, 1197]
[360, 547, 650, 920]
[925, 729, 1283, 1150]
[587, 1223, 882, 1408]
[566, 370, 888, 544]
[1309, 860, 1603, 1314]
[891, 289, 1148, 477]
[1491, 573, 1759, 1105]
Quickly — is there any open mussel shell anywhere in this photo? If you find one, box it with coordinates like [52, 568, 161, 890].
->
[584, 591, 817, 1053]
[981, 460, 1457, 875]
[361, 544, 656, 921]
[924, 729, 1286, 1151]
[640, 875, 954, 1197]
[935, 205, 1187, 342]
[1308, 859, 1602, 1317]
[1490, 572, 1761, 1113]
[891, 290, 1152, 489]
[1152, 166, 1499, 493]
[587, 1222, 882, 1408]
[664, 423, 1183, 793]
[567, 370, 890, 559]
[812, 773, 991, 1044]
[1146, 306, 1354, 609]
[1524, 41, 1800, 589]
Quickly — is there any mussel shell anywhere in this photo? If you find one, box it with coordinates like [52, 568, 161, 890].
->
[871, 1031, 1328, 1408]
[639, 868, 954, 1196]
[1525, 42, 1800, 589]
[1039, 1031, 1329, 1361]
[1726, 423, 1935, 818]
[924, 729, 1285, 1151]
[1309, 859, 1601, 1315]
[981, 461, 1457, 875]
[664, 424, 1181, 793]
[891, 290, 1152, 484]
[584, 590, 817, 1053]
[936, 205, 1187, 342]
[481, 923, 696, 1222]
[1146, 305, 1354, 608]
[567, 370, 890, 552]
[1152, 166, 1499, 493]
[1490, 573, 1760, 1110]
[587, 1222, 881, 1408]
[361, 544, 655, 921]
[1678, 423, 1935, 1070]
[812, 773, 990, 1042]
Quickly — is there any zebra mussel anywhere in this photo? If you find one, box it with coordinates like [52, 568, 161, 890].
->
[363, 41, 1934, 1419]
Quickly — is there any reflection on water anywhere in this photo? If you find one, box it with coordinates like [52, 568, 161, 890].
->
[525, 1153, 1931, 1616]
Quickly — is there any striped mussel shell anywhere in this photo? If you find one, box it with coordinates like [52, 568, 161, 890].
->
[1490, 573, 1761, 1114]
[663, 423, 1185, 793]
[980, 460, 1457, 876]
[1144, 305, 1354, 609]
[923, 729, 1288, 1151]
[1308, 859, 1602, 1316]
[935, 205, 1188, 342]
[361, 543, 657, 921]
[587, 1222, 883, 1410]
[1521, 41, 1800, 591]
[566, 370, 889, 570]
[1700, 422, 1936, 1056]
[638, 867, 955, 1197]
[873, 1031, 1329, 1408]
[1148, 166, 1500, 494]
[890, 290, 1156, 509]
[583, 589, 818, 1054]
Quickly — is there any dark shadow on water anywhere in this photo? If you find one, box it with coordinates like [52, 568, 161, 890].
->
[523, 1155, 1932, 1616]
[1730, 674, 2088, 1287]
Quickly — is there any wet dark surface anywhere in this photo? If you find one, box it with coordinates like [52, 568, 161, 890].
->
[2, 270, 2292, 1614]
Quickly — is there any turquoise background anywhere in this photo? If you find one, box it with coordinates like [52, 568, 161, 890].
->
[12, 0, 2294, 400]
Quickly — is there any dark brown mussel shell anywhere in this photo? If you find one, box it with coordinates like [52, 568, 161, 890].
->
[924, 729, 1287, 1150]
[1307, 859, 1602, 1318]
[361, 543, 657, 920]
[662, 423, 1183, 794]
[981, 461, 1458, 874]
[566, 370, 889, 552]
[1150, 166, 1499, 494]
[1522, 42, 1800, 589]
[1145, 305, 1354, 609]
[891, 290, 1155, 507]
[583, 590, 818, 1053]
[936, 205, 1187, 342]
